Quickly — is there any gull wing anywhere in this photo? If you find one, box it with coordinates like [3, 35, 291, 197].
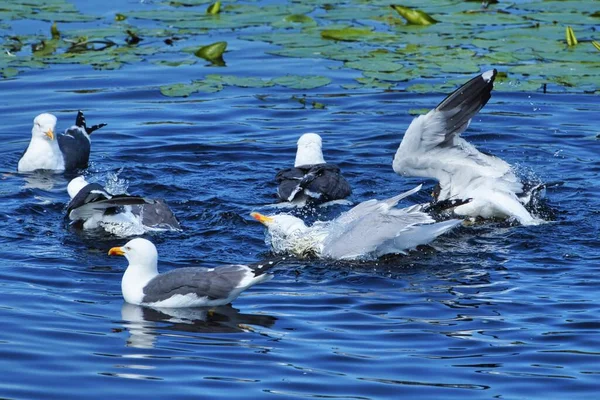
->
[392, 69, 522, 201]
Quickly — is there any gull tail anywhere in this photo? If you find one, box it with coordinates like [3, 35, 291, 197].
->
[76, 110, 107, 135]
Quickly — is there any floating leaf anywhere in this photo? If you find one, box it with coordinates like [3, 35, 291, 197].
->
[195, 41, 227, 63]
[273, 75, 331, 89]
[206, 74, 275, 88]
[565, 26, 578, 46]
[284, 14, 314, 24]
[207, 1, 221, 15]
[115, 13, 127, 21]
[592, 41, 600, 51]
[1, 67, 19, 78]
[312, 101, 326, 109]
[321, 27, 376, 42]
[390, 5, 438, 25]
[50, 22, 60, 40]
[160, 80, 223, 97]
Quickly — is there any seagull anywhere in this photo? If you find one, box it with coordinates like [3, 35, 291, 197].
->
[18, 110, 106, 172]
[66, 176, 181, 232]
[252, 185, 461, 260]
[392, 69, 541, 225]
[275, 133, 351, 205]
[108, 238, 273, 308]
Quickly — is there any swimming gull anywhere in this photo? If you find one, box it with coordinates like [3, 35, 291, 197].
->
[252, 185, 461, 260]
[108, 238, 273, 308]
[18, 110, 106, 172]
[275, 133, 351, 205]
[66, 176, 181, 232]
[392, 69, 541, 225]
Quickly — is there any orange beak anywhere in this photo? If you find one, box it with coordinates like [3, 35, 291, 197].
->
[250, 212, 273, 225]
[45, 129, 54, 140]
[108, 247, 125, 256]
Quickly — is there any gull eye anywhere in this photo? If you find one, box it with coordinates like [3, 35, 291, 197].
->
[125, 246, 131, 250]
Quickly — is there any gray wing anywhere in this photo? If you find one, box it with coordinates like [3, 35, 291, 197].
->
[57, 127, 91, 171]
[332, 185, 423, 227]
[142, 265, 259, 304]
[276, 163, 351, 202]
[133, 199, 180, 230]
[322, 206, 437, 259]
[67, 183, 153, 222]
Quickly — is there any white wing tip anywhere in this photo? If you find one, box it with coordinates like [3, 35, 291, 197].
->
[481, 70, 495, 82]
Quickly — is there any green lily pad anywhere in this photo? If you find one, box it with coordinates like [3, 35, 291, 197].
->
[321, 27, 377, 42]
[160, 80, 223, 97]
[566, 26, 578, 46]
[272, 75, 331, 89]
[390, 5, 438, 25]
[207, 1, 221, 15]
[206, 74, 275, 88]
[195, 41, 227, 62]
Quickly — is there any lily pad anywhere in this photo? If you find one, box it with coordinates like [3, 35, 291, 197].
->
[272, 75, 331, 89]
[390, 5, 438, 25]
[195, 41, 227, 63]
[207, 1, 221, 15]
[160, 80, 223, 97]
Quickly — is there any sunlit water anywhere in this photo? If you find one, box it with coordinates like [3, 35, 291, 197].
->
[1, 1, 600, 399]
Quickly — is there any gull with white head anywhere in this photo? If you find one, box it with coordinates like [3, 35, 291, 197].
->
[392, 69, 542, 225]
[66, 176, 180, 234]
[18, 111, 106, 172]
[252, 185, 462, 260]
[275, 133, 351, 205]
[108, 238, 273, 308]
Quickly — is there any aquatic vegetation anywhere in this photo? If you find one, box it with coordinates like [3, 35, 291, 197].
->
[565, 26, 578, 46]
[0, 0, 598, 94]
[390, 5, 438, 25]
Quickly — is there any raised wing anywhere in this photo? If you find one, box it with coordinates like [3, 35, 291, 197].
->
[393, 69, 522, 201]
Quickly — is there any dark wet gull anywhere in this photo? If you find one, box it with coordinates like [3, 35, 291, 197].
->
[18, 111, 106, 172]
[252, 185, 461, 260]
[275, 133, 351, 205]
[392, 69, 541, 225]
[108, 238, 273, 308]
[66, 176, 181, 233]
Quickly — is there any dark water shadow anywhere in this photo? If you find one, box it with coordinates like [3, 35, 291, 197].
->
[119, 303, 277, 349]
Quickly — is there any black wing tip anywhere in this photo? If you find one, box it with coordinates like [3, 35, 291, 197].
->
[75, 110, 106, 135]
[436, 68, 498, 112]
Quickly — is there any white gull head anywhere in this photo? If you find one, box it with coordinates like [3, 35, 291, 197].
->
[18, 113, 64, 172]
[294, 133, 326, 167]
[251, 212, 319, 256]
[109, 238, 159, 305]
[67, 176, 89, 199]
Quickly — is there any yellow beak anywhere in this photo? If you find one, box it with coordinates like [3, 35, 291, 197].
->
[251, 212, 273, 225]
[45, 129, 54, 140]
[108, 247, 125, 256]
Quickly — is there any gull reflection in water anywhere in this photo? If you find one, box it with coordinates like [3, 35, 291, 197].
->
[120, 302, 278, 349]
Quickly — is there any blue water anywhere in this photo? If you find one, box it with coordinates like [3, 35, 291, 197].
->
[2, 1, 600, 399]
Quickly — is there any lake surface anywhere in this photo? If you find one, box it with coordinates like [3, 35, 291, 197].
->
[1, 1, 599, 399]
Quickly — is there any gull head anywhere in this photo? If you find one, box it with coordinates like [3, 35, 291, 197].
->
[295, 133, 325, 167]
[251, 212, 307, 235]
[252, 212, 320, 256]
[32, 113, 57, 141]
[108, 238, 159, 271]
[67, 176, 89, 199]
